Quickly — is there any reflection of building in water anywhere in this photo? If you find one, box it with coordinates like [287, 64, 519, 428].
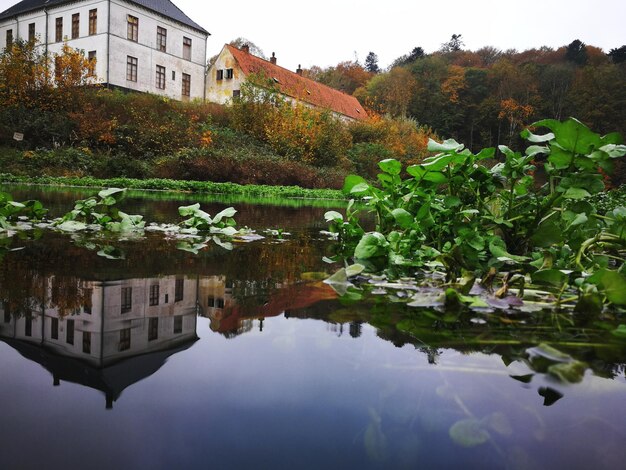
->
[197, 276, 337, 337]
[0, 276, 198, 408]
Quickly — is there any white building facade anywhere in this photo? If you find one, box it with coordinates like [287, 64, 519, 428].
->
[0, 0, 209, 101]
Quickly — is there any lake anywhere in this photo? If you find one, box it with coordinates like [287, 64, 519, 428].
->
[1, 185, 625, 469]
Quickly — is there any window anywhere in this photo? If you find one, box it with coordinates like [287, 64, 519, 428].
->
[55, 18, 62, 42]
[127, 15, 138, 42]
[183, 37, 192, 60]
[175, 278, 184, 301]
[216, 70, 223, 81]
[226, 69, 234, 79]
[87, 51, 96, 73]
[126, 56, 137, 82]
[83, 331, 91, 354]
[3, 303, 10, 323]
[83, 288, 93, 314]
[173, 316, 182, 334]
[149, 284, 160, 305]
[72, 13, 79, 39]
[67, 319, 75, 345]
[89, 9, 97, 35]
[181, 74, 191, 98]
[157, 26, 167, 52]
[148, 318, 158, 341]
[25, 317, 32, 337]
[164, 294, 169, 304]
[51, 317, 59, 339]
[119, 328, 131, 351]
[121, 286, 132, 313]
[6, 29, 12, 48]
[28, 23, 35, 42]
[155, 65, 166, 90]
[172, 70, 176, 81]
[233, 89, 240, 99]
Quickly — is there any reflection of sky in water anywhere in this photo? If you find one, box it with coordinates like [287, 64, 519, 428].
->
[2, 315, 626, 469]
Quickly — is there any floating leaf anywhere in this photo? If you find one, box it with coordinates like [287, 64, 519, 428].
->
[324, 211, 343, 222]
[449, 419, 490, 448]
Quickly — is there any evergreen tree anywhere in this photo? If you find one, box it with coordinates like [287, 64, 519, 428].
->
[365, 52, 380, 73]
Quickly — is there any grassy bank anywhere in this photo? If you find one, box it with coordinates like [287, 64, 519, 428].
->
[0, 173, 345, 200]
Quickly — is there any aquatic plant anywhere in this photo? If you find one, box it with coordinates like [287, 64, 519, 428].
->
[325, 118, 626, 308]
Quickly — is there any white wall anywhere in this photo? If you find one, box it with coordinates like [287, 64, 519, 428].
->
[0, 0, 208, 100]
[205, 46, 244, 104]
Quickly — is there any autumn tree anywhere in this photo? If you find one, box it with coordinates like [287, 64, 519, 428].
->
[365, 67, 417, 117]
[609, 46, 626, 64]
[391, 47, 425, 68]
[565, 39, 588, 66]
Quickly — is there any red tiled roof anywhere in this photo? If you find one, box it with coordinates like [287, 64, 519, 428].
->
[226, 45, 367, 121]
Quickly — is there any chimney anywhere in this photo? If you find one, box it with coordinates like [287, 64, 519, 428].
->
[270, 52, 277, 65]
[296, 64, 303, 76]
[241, 44, 250, 54]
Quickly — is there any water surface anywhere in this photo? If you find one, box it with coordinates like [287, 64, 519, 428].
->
[1, 186, 625, 469]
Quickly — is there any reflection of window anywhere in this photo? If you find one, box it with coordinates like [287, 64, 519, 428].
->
[157, 26, 167, 52]
[127, 15, 138, 42]
[164, 294, 169, 304]
[149, 284, 160, 305]
[51, 317, 59, 339]
[174, 316, 182, 334]
[120, 328, 131, 351]
[28, 23, 35, 42]
[25, 317, 32, 337]
[121, 287, 132, 313]
[156, 65, 166, 90]
[181, 74, 191, 98]
[72, 13, 79, 39]
[67, 319, 75, 345]
[89, 9, 97, 35]
[3, 304, 10, 323]
[55, 18, 62, 42]
[207, 297, 214, 307]
[175, 278, 184, 302]
[149, 318, 158, 341]
[126, 56, 137, 82]
[84, 288, 93, 314]
[183, 37, 192, 60]
[83, 331, 91, 354]
[216, 298, 225, 308]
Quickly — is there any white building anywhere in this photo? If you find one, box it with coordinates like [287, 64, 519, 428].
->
[0, 0, 209, 100]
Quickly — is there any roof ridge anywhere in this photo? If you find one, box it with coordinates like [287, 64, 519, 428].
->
[225, 44, 364, 101]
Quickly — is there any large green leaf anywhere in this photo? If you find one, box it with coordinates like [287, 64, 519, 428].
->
[392, 208, 414, 229]
[532, 118, 601, 155]
[588, 269, 626, 305]
[532, 269, 569, 286]
[98, 188, 125, 199]
[427, 138, 464, 153]
[354, 232, 389, 259]
[521, 128, 555, 143]
[212, 207, 237, 225]
[378, 158, 402, 175]
[342, 175, 367, 194]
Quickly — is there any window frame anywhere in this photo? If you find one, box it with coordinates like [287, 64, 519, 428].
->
[28, 23, 35, 42]
[175, 278, 185, 301]
[155, 65, 166, 90]
[66, 319, 75, 345]
[55, 18, 62, 42]
[226, 68, 234, 79]
[126, 56, 138, 82]
[6, 29, 13, 48]
[127, 15, 139, 42]
[119, 328, 131, 351]
[121, 286, 133, 313]
[216, 69, 223, 81]
[71, 13, 80, 40]
[183, 37, 192, 61]
[89, 9, 97, 36]
[157, 26, 167, 52]
[149, 283, 160, 305]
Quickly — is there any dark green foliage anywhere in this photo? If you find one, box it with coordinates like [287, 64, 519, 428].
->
[325, 118, 626, 307]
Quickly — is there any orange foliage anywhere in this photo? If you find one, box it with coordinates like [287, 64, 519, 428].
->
[441, 65, 467, 103]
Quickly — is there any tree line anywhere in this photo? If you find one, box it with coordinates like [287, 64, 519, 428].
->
[307, 38, 626, 153]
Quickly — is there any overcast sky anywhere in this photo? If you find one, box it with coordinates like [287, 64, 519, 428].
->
[1, 0, 624, 71]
